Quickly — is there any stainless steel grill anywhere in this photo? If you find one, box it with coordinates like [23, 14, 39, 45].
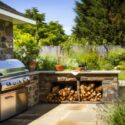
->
[0, 59, 30, 91]
[0, 59, 30, 121]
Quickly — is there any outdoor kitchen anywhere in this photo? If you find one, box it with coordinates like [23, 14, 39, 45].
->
[0, 9, 120, 122]
[0, 1, 124, 125]
[0, 59, 120, 121]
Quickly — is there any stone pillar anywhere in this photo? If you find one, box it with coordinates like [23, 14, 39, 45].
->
[26, 74, 40, 107]
[102, 77, 119, 101]
[0, 19, 13, 59]
[39, 74, 56, 102]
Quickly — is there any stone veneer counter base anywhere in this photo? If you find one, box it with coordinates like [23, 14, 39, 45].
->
[26, 70, 120, 107]
[35, 70, 120, 103]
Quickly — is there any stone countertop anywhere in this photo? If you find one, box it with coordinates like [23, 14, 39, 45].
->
[28, 70, 120, 76]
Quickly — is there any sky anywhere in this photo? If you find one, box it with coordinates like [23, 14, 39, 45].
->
[1, 0, 77, 35]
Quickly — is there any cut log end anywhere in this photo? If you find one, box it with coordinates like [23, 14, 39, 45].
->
[46, 83, 103, 102]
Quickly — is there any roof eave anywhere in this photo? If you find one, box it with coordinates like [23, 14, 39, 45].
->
[0, 8, 36, 25]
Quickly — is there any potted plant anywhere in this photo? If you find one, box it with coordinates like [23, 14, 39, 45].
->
[55, 55, 64, 71]
[55, 64, 64, 71]
[28, 57, 38, 71]
[14, 33, 40, 71]
[76, 63, 87, 71]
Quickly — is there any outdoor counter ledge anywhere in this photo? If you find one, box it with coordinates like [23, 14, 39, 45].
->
[28, 70, 121, 76]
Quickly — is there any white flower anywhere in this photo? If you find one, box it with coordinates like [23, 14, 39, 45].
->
[22, 46, 27, 51]
[22, 53, 26, 57]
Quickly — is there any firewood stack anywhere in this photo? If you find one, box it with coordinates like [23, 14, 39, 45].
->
[80, 83, 103, 101]
[47, 86, 78, 102]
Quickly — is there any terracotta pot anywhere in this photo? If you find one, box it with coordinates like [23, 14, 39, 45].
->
[28, 60, 37, 71]
[55, 64, 64, 71]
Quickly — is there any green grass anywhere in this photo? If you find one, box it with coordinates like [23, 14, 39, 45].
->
[119, 70, 125, 80]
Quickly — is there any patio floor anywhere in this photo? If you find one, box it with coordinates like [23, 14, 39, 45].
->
[0, 104, 107, 125]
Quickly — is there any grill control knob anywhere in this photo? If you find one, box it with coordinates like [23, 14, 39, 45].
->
[13, 82, 16, 85]
[6, 82, 11, 86]
[23, 78, 26, 82]
[6, 82, 10, 86]
[19, 80, 22, 84]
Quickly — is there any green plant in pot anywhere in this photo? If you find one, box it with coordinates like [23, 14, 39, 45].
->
[55, 64, 64, 71]
[14, 33, 40, 71]
[77, 63, 87, 71]
[28, 56, 38, 71]
[55, 55, 64, 71]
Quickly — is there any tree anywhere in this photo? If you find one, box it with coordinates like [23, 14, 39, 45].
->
[73, 0, 125, 46]
[14, 8, 67, 46]
[39, 21, 67, 46]
[16, 8, 45, 42]
[25, 7, 45, 23]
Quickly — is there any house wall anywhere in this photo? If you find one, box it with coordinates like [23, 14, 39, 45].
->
[0, 19, 13, 59]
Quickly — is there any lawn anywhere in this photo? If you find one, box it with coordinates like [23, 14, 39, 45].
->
[119, 70, 125, 80]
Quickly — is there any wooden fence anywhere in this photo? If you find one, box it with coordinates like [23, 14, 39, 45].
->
[39, 45, 123, 57]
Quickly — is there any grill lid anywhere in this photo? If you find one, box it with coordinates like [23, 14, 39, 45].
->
[0, 59, 28, 77]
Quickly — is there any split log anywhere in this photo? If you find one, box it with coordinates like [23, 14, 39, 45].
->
[47, 82, 103, 102]
[47, 86, 78, 102]
[80, 83, 103, 101]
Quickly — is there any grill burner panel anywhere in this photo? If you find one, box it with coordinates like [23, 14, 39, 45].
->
[0, 76, 30, 91]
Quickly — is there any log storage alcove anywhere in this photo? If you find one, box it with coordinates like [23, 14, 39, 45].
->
[39, 71, 120, 103]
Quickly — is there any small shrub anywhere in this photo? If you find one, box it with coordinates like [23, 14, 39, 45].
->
[97, 99, 125, 125]
[63, 57, 79, 70]
[98, 57, 114, 70]
[76, 50, 100, 70]
[107, 48, 125, 66]
[108, 102, 125, 125]
[37, 55, 57, 70]
[118, 61, 125, 70]
[14, 33, 39, 65]
[118, 70, 125, 80]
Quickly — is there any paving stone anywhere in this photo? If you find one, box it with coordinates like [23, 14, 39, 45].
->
[0, 104, 107, 125]
[97, 120, 107, 125]
[53, 120, 97, 125]
[78, 122, 97, 125]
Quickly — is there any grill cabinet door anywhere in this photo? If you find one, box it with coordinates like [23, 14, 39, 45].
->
[16, 88, 28, 113]
[0, 91, 16, 120]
